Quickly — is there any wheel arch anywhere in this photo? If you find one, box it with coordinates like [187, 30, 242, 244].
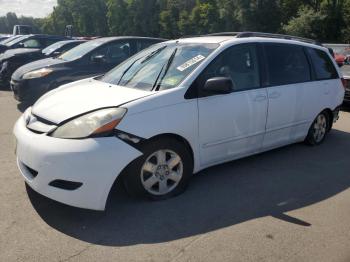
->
[322, 108, 333, 131]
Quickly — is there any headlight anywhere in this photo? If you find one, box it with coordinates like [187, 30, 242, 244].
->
[50, 108, 127, 139]
[22, 68, 53, 79]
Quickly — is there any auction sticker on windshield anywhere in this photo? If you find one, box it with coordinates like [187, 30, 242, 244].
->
[177, 55, 206, 72]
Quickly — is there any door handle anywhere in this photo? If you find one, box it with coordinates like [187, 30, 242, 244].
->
[254, 95, 267, 102]
[269, 91, 281, 99]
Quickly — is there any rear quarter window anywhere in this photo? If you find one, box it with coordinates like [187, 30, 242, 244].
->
[307, 48, 339, 80]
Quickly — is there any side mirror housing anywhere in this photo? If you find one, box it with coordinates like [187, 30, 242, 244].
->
[203, 77, 234, 94]
[91, 55, 106, 63]
[52, 51, 61, 57]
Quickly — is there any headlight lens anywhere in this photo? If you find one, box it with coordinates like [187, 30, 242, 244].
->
[22, 68, 53, 79]
[51, 108, 127, 139]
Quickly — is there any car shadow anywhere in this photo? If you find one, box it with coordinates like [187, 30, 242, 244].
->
[26, 129, 350, 247]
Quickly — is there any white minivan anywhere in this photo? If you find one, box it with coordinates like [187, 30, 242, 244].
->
[14, 33, 345, 210]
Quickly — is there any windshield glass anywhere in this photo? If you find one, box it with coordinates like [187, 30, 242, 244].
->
[100, 42, 219, 91]
[59, 40, 104, 61]
[5, 35, 30, 46]
[0, 36, 18, 45]
[42, 41, 66, 55]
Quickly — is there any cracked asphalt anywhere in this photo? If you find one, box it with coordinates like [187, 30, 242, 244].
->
[1, 89, 350, 262]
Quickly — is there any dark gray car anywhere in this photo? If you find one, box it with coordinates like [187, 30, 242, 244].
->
[11, 36, 166, 104]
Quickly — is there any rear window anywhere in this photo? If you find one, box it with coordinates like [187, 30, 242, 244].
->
[265, 43, 311, 86]
[307, 48, 338, 80]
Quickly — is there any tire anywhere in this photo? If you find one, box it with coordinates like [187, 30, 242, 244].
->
[305, 111, 330, 146]
[123, 137, 193, 200]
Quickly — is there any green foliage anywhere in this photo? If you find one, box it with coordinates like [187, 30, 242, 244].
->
[1, 0, 350, 43]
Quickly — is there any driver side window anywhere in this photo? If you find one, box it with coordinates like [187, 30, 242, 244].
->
[22, 39, 41, 48]
[90, 45, 109, 62]
[194, 44, 260, 97]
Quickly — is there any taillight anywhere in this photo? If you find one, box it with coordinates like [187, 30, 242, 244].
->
[341, 78, 347, 89]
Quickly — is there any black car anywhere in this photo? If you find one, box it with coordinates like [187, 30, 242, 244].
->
[0, 34, 67, 55]
[11, 36, 166, 103]
[0, 40, 85, 86]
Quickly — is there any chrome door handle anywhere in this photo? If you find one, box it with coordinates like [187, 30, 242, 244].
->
[254, 95, 267, 102]
[269, 91, 281, 99]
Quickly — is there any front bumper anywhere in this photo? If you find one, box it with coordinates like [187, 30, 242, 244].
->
[14, 115, 142, 210]
[11, 77, 49, 103]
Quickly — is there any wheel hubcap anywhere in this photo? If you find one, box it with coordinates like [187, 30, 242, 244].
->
[141, 149, 183, 195]
[313, 114, 327, 143]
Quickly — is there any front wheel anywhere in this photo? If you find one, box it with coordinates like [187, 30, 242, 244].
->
[123, 138, 193, 200]
[305, 111, 330, 145]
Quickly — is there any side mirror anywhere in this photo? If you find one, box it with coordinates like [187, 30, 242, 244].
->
[91, 55, 106, 63]
[203, 77, 234, 94]
[52, 51, 61, 57]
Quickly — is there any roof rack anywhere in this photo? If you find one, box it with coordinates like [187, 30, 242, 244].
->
[205, 32, 323, 46]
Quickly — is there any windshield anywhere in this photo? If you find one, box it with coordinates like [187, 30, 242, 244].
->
[59, 40, 104, 61]
[5, 35, 30, 47]
[0, 36, 18, 45]
[42, 41, 66, 55]
[100, 42, 219, 91]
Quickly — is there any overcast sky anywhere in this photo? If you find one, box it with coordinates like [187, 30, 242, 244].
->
[0, 0, 57, 18]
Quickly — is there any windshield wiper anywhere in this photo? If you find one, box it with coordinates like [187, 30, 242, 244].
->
[117, 46, 167, 86]
[117, 56, 143, 85]
[152, 48, 178, 91]
[140, 46, 167, 64]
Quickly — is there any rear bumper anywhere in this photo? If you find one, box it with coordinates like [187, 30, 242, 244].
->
[343, 77, 350, 103]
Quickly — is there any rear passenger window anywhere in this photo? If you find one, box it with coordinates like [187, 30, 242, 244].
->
[307, 48, 338, 80]
[265, 44, 311, 86]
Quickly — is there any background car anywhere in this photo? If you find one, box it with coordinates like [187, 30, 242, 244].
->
[0, 34, 11, 42]
[0, 40, 86, 87]
[11, 36, 166, 104]
[324, 43, 350, 66]
[0, 35, 23, 45]
[0, 34, 68, 55]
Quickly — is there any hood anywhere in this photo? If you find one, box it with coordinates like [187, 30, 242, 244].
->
[32, 78, 153, 124]
[12, 57, 66, 80]
[0, 48, 40, 61]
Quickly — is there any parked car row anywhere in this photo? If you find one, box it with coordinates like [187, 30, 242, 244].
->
[0, 40, 86, 86]
[12, 32, 345, 210]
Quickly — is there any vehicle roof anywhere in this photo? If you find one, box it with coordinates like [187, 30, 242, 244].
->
[54, 39, 86, 44]
[92, 36, 167, 43]
[172, 35, 326, 50]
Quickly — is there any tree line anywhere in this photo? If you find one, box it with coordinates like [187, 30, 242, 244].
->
[1, 0, 350, 43]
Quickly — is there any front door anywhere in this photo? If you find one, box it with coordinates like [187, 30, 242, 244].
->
[196, 44, 268, 167]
